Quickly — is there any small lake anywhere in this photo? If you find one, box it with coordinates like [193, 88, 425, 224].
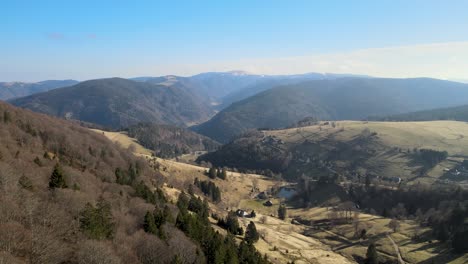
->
[277, 186, 297, 199]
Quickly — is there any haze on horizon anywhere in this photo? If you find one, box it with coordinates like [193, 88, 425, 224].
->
[1, 0, 468, 82]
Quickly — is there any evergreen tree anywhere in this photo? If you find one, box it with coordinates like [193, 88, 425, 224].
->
[220, 168, 228, 180]
[163, 205, 174, 223]
[366, 243, 379, 264]
[143, 211, 158, 235]
[278, 204, 287, 220]
[79, 199, 115, 239]
[245, 221, 260, 244]
[225, 211, 241, 235]
[188, 183, 195, 195]
[436, 224, 450, 242]
[208, 167, 217, 179]
[3, 111, 11, 123]
[174, 190, 268, 264]
[452, 230, 468, 253]
[49, 163, 67, 189]
[170, 255, 183, 264]
[177, 192, 189, 211]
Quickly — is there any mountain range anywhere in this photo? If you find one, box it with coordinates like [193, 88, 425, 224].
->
[7, 73, 468, 145]
[194, 77, 468, 143]
[0, 79, 78, 100]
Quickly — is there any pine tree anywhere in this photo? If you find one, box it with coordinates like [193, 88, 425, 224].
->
[278, 204, 287, 220]
[49, 163, 67, 189]
[163, 205, 174, 223]
[208, 167, 217, 179]
[170, 255, 183, 264]
[452, 230, 468, 253]
[245, 221, 259, 244]
[220, 168, 228, 180]
[366, 243, 379, 264]
[226, 211, 241, 235]
[143, 211, 158, 235]
[436, 224, 449, 242]
[177, 192, 189, 211]
[188, 184, 195, 195]
[79, 199, 115, 239]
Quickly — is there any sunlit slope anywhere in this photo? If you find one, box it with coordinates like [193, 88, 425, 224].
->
[271, 121, 468, 156]
[200, 121, 468, 183]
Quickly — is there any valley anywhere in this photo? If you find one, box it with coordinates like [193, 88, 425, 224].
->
[94, 125, 468, 263]
[4, 3, 468, 264]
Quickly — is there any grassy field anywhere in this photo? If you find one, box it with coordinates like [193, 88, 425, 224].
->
[266, 121, 468, 184]
[288, 207, 468, 264]
[271, 121, 468, 156]
[90, 129, 152, 155]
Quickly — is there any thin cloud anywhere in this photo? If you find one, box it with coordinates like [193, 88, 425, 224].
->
[188, 41, 468, 80]
[45, 32, 65, 40]
[86, 34, 97, 39]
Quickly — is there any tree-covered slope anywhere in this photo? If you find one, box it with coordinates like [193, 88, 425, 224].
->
[0, 101, 270, 264]
[377, 104, 468, 122]
[125, 123, 220, 158]
[194, 78, 468, 143]
[11, 78, 214, 129]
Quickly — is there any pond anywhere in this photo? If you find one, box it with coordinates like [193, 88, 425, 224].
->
[277, 186, 297, 199]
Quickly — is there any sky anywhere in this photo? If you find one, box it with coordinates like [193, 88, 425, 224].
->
[1, 0, 468, 82]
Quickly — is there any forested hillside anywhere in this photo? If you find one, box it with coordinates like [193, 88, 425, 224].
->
[125, 123, 220, 158]
[377, 104, 468, 122]
[195, 78, 468, 143]
[11, 78, 214, 129]
[0, 102, 267, 264]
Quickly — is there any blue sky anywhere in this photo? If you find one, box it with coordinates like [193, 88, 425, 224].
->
[2, 0, 468, 81]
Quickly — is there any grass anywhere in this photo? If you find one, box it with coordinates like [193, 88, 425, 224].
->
[267, 121, 468, 184]
[90, 129, 152, 156]
[272, 121, 468, 156]
[287, 206, 466, 263]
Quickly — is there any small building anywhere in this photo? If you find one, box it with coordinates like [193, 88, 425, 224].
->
[236, 209, 249, 217]
[263, 200, 273, 207]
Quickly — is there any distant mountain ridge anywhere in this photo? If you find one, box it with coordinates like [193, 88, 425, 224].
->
[132, 71, 266, 103]
[194, 77, 468, 143]
[0, 79, 78, 100]
[218, 72, 370, 109]
[376, 104, 468, 122]
[131, 71, 369, 109]
[11, 78, 214, 129]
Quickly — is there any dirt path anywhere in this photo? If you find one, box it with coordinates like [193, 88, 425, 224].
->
[387, 234, 405, 264]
